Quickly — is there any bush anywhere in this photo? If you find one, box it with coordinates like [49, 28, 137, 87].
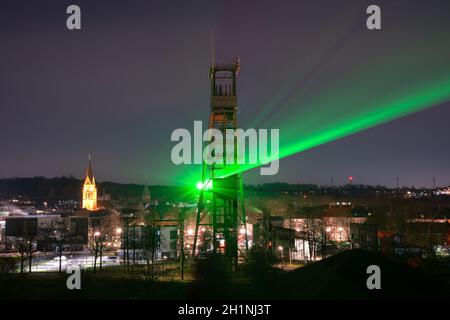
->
[190, 253, 232, 299]
[0, 257, 17, 274]
[244, 246, 277, 282]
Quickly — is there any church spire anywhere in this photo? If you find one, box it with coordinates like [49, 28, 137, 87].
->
[86, 154, 94, 182]
[82, 154, 98, 211]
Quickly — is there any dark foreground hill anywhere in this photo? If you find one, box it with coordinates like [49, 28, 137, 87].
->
[273, 249, 450, 299]
[1, 250, 449, 299]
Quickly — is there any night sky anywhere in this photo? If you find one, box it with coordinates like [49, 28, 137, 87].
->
[1, 0, 449, 187]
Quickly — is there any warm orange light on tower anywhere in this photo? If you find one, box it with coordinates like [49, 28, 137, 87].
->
[82, 155, 98, 211]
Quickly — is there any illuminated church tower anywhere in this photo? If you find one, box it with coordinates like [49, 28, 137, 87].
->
[82, 155, 98, 211]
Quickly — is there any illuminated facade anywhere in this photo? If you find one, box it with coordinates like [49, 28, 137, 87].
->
[82, 156, 97, 211]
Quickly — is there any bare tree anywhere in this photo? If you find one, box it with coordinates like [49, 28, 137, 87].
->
[132, 220, 137, 268]
[53, 223, 69, 274]
[123, 211, 134, 270]
[15, 238, 29, 274]
[24, 237, 37, 273]
[40, 222, 69, 274]
[88, 229, 101, 273]
[305, 211, 321, 262]
[88, 218, 114, 272]
[320, 218, 327, 259]
[15, 220, 39, 273]
[144, 207, 157, 280]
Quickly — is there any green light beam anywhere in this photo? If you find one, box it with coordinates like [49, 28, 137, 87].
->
[215, 78, 450, 179]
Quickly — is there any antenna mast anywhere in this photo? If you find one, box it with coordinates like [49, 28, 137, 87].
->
[211, 30, 215, 68]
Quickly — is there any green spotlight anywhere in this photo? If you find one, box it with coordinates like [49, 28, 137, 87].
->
[196, 181, 204, 190]
[196, 180, 213, 190]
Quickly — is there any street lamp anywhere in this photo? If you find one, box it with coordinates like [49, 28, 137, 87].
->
[278, 246, 283, 260]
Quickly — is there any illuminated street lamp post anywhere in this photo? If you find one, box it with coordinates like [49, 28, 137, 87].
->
[278, 246, 283, 262]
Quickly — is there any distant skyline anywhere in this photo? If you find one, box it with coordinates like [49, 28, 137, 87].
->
[1, 0, 449, 188]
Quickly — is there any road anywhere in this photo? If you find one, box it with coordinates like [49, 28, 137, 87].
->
[25, 255, 121, 272]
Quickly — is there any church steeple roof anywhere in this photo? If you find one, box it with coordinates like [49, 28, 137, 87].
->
[85, 155, 94, 183]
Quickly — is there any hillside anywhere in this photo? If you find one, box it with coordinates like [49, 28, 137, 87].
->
[274, 249, 450, 299]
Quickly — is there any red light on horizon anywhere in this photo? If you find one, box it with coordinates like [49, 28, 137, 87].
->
[348, 176, 353, 181]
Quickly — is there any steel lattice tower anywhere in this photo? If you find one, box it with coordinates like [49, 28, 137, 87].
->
[192, 55, 248, 270]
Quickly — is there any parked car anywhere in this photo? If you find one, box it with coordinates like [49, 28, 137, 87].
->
[102, 256, 119, 264]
